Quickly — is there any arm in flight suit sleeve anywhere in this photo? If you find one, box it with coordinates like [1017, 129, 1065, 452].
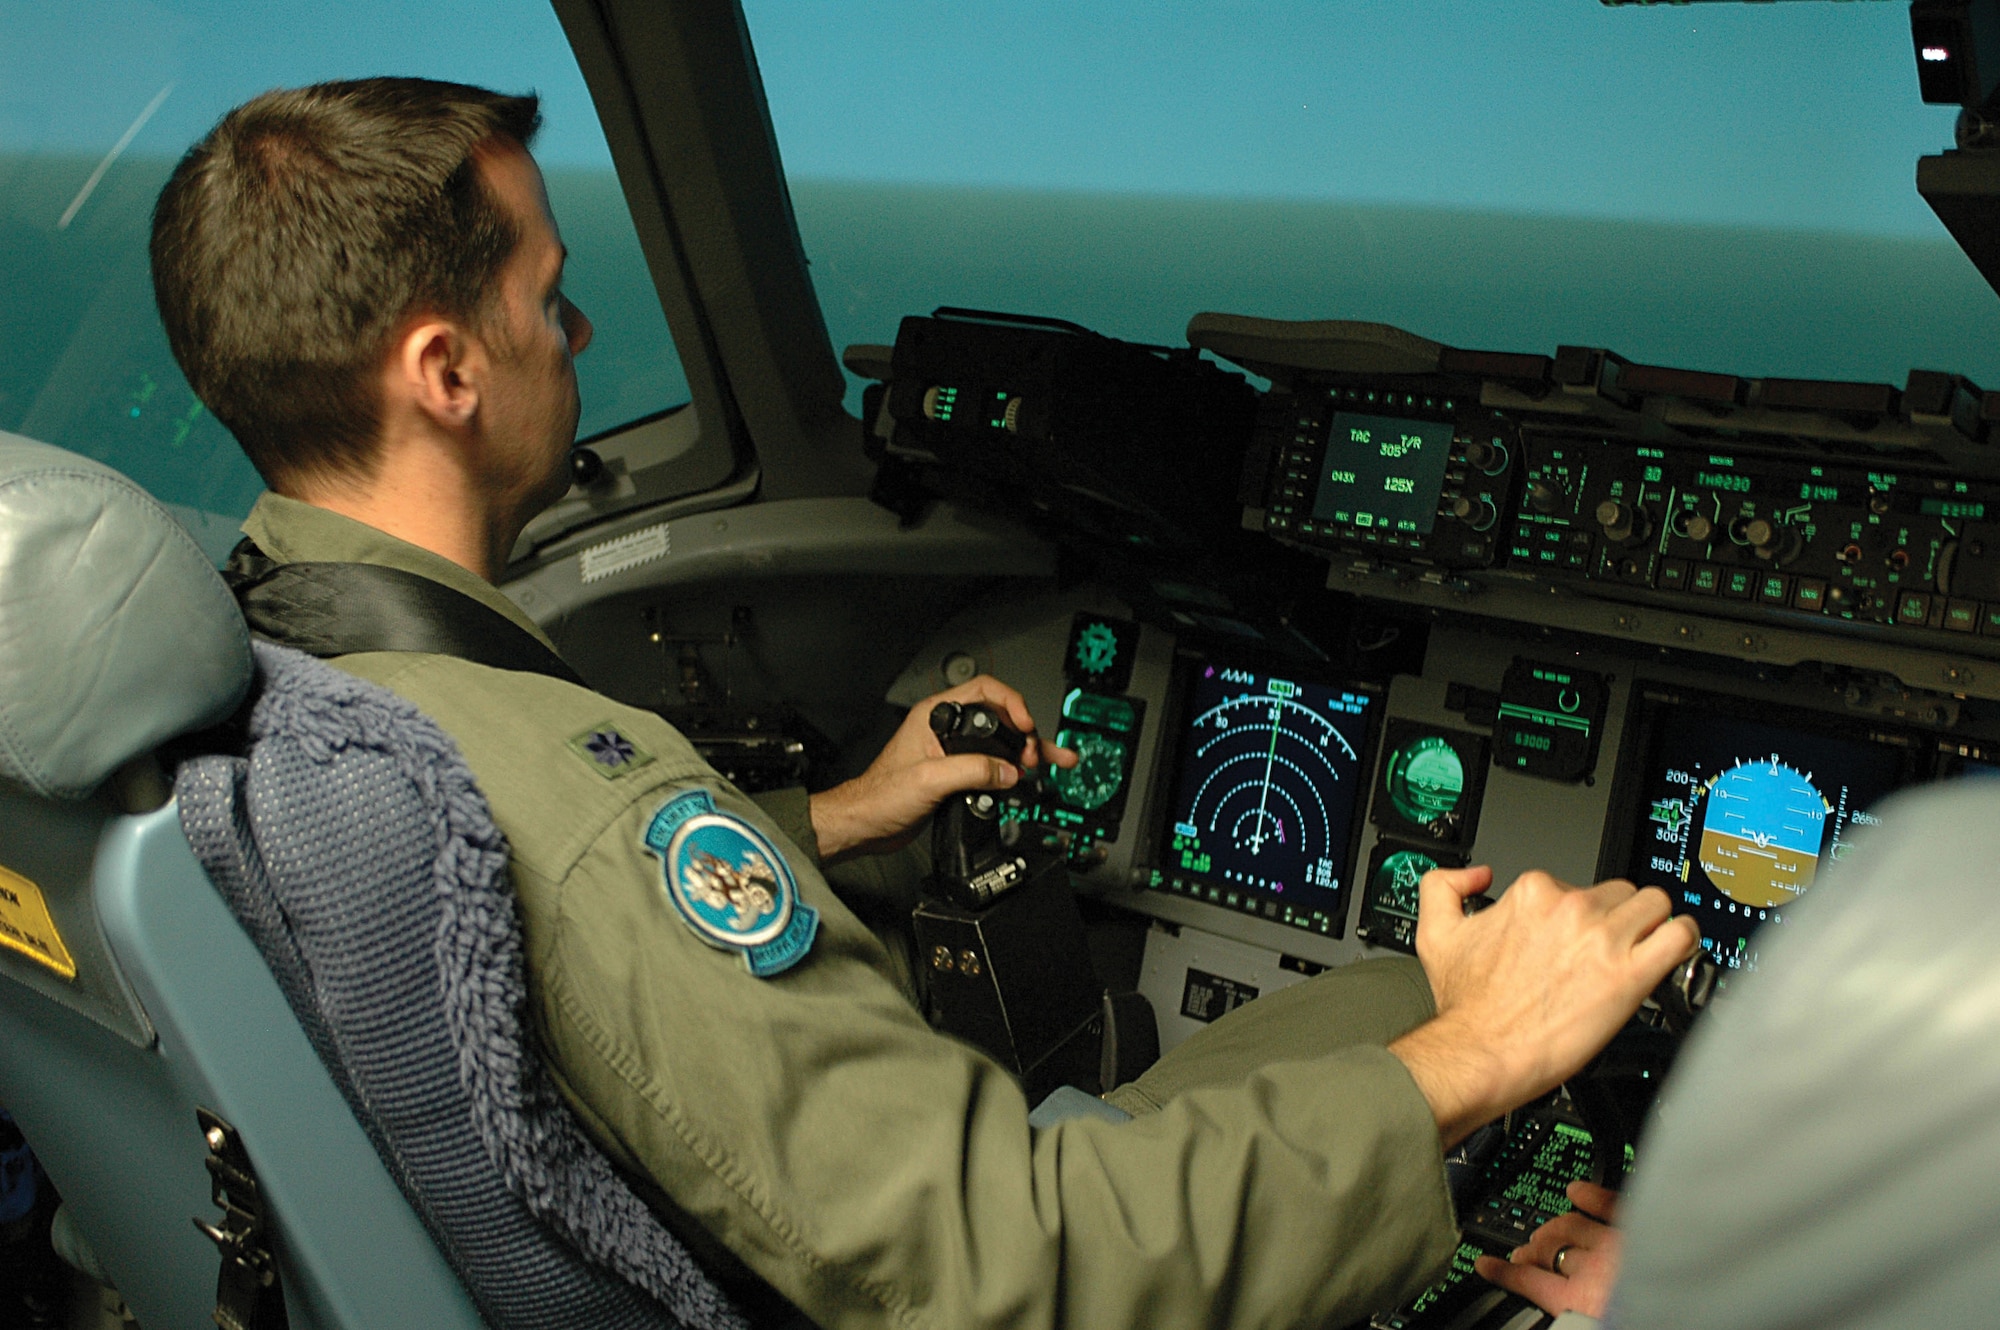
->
[355, 657, 1459, 1330]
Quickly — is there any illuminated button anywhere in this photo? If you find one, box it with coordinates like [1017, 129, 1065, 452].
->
[1658, 558, 1690, 590]
[1757, 574, 1791, 605]
[1721, 568, 1756, 599]
[1793, 578, 1827, 612]
[1690, 563, 1722, 595]
[1944, 599, 1979, 633]
[1897, 591, 1932, 625]
[1983, 604, 2000, 636]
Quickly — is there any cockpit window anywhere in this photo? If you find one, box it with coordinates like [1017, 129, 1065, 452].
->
[1, 0, 686, 559]
[745, 1, 1996, 410]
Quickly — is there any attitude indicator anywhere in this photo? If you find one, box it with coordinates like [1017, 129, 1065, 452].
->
[1624, 694, 1914, 978]
[1694, 757, 1831, 908]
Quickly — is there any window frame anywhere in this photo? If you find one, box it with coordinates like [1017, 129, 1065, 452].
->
[512, 0, 864, 574]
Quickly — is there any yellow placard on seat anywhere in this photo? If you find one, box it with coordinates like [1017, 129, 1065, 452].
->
[0, 862, 77, 981]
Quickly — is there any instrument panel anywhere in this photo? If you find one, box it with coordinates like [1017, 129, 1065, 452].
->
[881, 316, 2000, 1037]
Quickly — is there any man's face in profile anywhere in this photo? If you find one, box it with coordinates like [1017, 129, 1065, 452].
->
[469, 138, 593, 519]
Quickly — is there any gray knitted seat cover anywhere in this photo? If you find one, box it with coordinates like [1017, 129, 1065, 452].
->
[176, 642, 750, 1330]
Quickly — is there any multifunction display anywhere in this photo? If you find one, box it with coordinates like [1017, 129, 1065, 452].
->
[1149, 663, 1377, 937]
[1616, 693, 1919, 975]
[1311, 412, 1458, 536]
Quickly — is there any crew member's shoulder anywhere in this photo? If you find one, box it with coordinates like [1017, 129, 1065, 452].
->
[332, 649, 705, 841]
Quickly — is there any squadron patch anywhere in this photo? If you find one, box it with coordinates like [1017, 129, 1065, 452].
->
[568, 724, 655, 779]
[642, 790, 818, 977]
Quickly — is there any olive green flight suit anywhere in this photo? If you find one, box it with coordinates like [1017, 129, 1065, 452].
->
[240, 493, 1457, 1330]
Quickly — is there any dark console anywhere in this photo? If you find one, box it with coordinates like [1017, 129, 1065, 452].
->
[1206, 316, 2000, 701]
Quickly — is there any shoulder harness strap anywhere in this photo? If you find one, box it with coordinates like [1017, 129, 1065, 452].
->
[223, 538, 584, 687]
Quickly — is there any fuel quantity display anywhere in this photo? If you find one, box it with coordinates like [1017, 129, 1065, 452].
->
[1153, 664, 1377, 936]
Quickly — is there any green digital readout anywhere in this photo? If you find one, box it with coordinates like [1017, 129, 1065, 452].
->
[1310, 411, 1456, 535]
[1921, 498, 1987, 520]
[1695, 471, 1752, 493]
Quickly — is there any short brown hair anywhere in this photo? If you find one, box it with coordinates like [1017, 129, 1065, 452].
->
[150, 78, 542, 490]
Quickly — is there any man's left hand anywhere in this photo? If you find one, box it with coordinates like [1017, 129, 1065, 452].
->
[809, 676, 1075, 862]
[1473, 1179, 1623, 1317]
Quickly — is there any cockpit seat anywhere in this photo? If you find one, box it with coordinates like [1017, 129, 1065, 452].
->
[176, 639, 749, 1329]
[0, 435, 742, 1329]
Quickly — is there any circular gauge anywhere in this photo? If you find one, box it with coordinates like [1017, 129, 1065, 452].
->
[1695, 756, 1830, 908]
[1050, 728, 1127, 812]
[1369, 848, 1438, 920]
[1384, 736, 1466, 828]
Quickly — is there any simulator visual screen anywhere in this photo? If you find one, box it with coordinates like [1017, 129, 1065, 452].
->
[1151, 662, 1376, 936]
[1619, 695, 1918, 973]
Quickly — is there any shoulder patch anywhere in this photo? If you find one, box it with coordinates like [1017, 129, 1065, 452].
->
[568, 723, 655, 778]
[642, 790, 818, 977]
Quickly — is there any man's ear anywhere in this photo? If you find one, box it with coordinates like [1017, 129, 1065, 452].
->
[392, 316, 486, 430]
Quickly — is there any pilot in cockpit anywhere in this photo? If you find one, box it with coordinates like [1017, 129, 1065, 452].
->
[147, 76, 1699, 1329]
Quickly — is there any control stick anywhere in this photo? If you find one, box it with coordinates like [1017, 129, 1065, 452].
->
[929, 700, 1027, 765]
[928, 702, 1036, 909]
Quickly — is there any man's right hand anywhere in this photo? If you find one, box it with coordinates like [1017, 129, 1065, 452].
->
[1388, 866, 1698, 1147]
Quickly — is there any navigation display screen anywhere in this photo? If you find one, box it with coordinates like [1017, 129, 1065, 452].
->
[1615, 692, 1922, 974]
[1310, 411, 1456, 536]
[1151, 662, 1377, 937]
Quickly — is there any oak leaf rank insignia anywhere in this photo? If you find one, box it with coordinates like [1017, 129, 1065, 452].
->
[568, 723, 654, 778]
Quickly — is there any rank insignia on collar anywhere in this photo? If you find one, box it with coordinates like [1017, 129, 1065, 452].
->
[569, 723, 655, 778]
[642, 790, 818, 978]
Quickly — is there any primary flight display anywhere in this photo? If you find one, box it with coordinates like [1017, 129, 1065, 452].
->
[1619, 695, 1915, 972]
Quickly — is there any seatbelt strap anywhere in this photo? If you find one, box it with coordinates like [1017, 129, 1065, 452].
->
[222, 538, 585, 687]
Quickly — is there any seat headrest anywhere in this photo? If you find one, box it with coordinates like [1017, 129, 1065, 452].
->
[0, 434, 252, 799]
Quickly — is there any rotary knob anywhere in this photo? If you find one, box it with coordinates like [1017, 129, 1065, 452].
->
[1463, 439, 1508, 474]
[1595, 498, 1651, 544]
[1527, 480, 1566, 515]
[1449, 495, 1498, 531]
[1744, 517, 1798, 564]
[1673, 511, 1714, 542]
